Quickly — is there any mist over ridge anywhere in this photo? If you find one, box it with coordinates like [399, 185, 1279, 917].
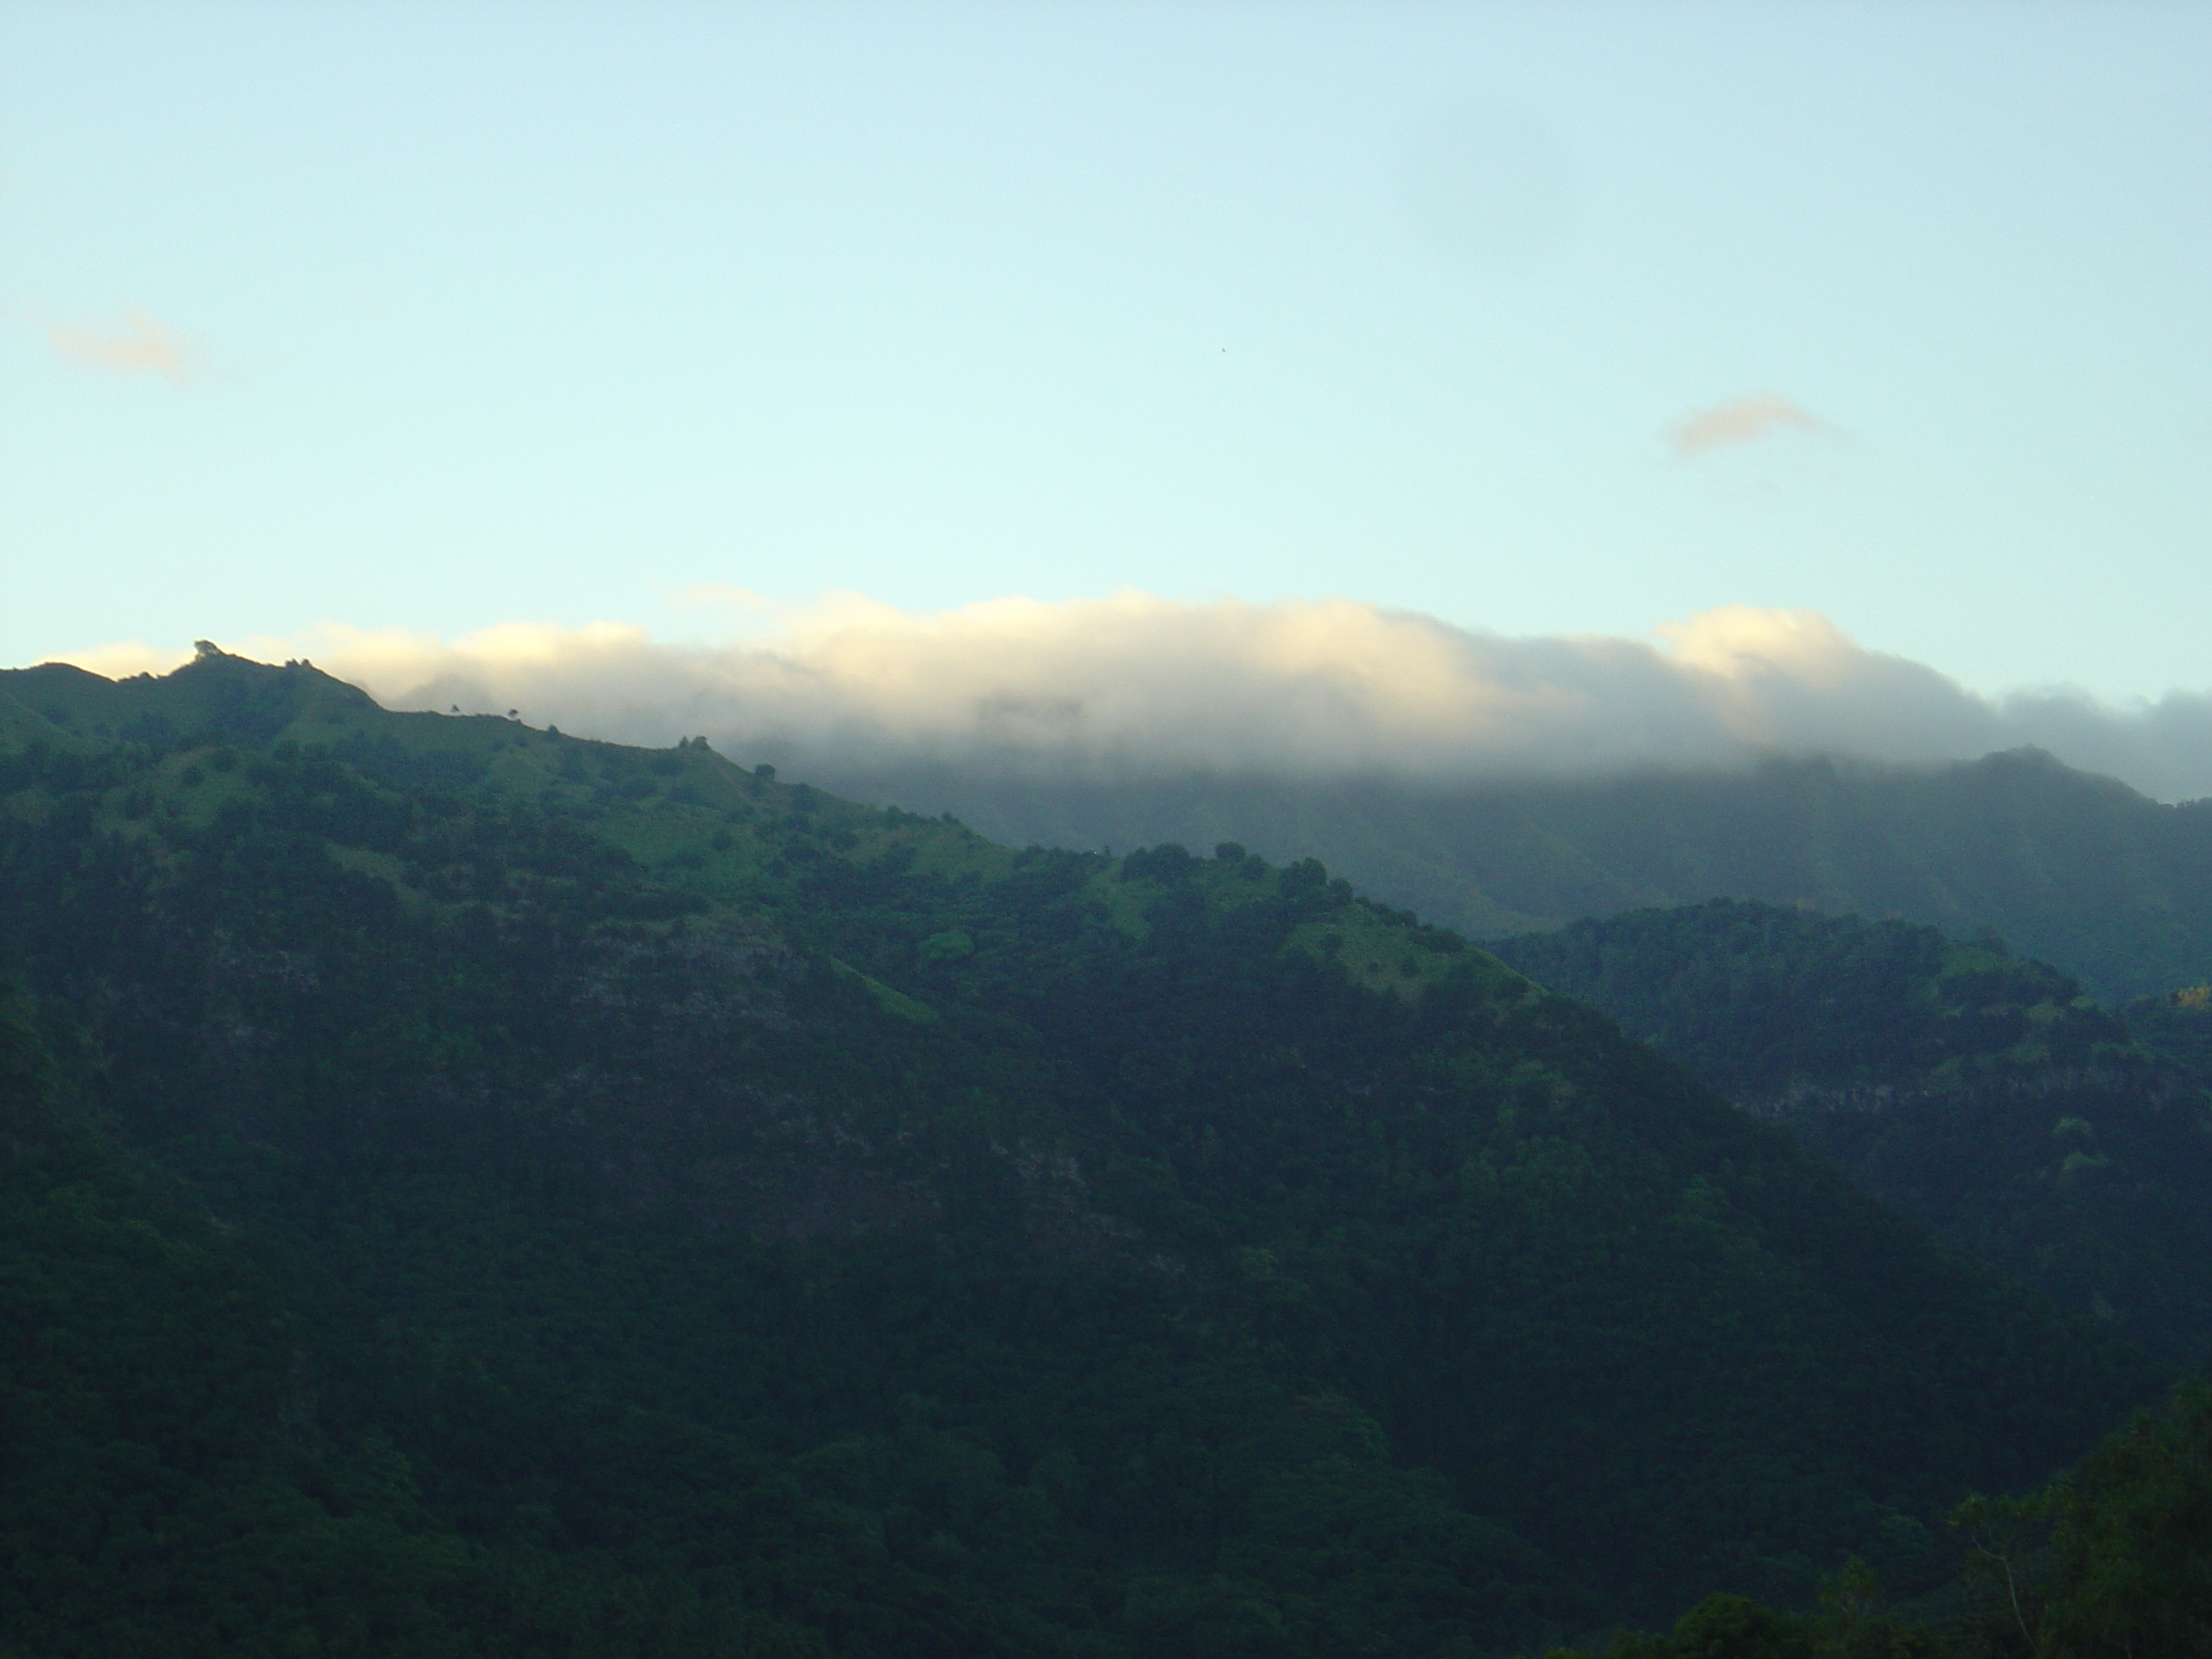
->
[68, 592, 2212, 803]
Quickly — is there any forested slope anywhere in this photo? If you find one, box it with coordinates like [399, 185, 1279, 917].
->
[1492, 901, 2212, 1365]
[791, 752, 2212, 1000]
[0, 652, 2169, 1656]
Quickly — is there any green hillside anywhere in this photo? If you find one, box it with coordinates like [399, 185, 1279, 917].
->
[0, 653, 2170, 1656]
[1491, 901, 2212, 1364]
[795, 753, 2212, 1001]
[1, 998, 515, 1659]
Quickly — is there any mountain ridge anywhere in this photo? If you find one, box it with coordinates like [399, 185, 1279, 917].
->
[776, 749, 2212, 1001]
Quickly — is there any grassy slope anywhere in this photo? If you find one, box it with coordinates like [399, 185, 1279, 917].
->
[0, 655, 1477, 1016]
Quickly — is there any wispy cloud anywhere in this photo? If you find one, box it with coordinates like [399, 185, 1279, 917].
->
[38, 305, 200, 384]
[108, 593, 2212, 805]
[1668, 394, 1829, 458]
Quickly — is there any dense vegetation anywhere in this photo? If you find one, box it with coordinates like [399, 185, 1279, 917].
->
[1538, 1377, 2212, 1657]
[0, 654, 2191, 1656]
[1491, 901, 2212, 1365]
[800, 751, 2212, 1000]
[1487, 902, 2135, 1105]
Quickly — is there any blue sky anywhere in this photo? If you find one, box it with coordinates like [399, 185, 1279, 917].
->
[3, 1, 2207, 701]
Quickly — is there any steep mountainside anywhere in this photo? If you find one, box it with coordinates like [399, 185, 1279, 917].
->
[785, 753, 2212, 1001]
[1491, 902, 2212, 1364]
[0, 653, 2166, 1656]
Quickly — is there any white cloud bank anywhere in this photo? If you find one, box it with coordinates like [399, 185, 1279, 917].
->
[74, 595, 2212, 802]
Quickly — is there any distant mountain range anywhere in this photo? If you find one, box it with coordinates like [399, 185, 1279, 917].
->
[0, 649, 2175, 1656]
[789, 752, 2212, 1002]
